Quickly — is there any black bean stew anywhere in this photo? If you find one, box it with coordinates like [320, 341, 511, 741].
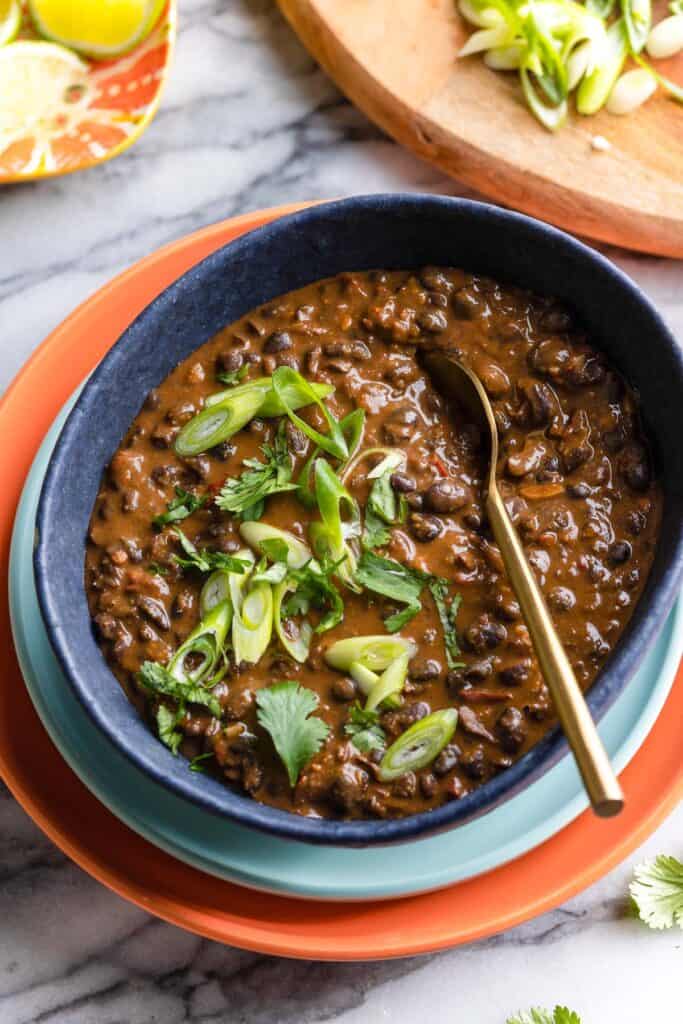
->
[85, 268, 661, 820]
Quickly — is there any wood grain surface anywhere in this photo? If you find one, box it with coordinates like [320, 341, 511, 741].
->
[279, 0, 683, 257]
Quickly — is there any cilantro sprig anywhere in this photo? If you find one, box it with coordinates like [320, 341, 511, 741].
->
[153, 486, 208, 529]
[428, 579, 464, 670]
[172, 528, 249, 575]
[630, 855, 683, 930]
[362, 453, 407, 551]
[344, 702, 386, 753]
[256, 682, 330, 786]
[506, 1010, 581, 1024]
[282, 557, 345, 633]
[138, 660, 223, 754]
[215, 422, 297, 521]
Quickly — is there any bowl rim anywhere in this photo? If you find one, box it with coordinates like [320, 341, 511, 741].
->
[34, 194, 683, 845]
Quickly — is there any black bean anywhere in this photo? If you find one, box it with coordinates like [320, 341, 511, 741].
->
[216, 350, 244, 374]
[409, 658, 442, 682]
[263, 331, 293, 354]
[567, 482, 591, 499]
[409, 512, 444, 542]
[465, 614, 507, 653]
[211, 441, 237, 461]
[460, 747, 487, 780]
[390, 472, 417, 493]
[419, 773, 438, 798]
[433, 744, 460, 776]
[331, 677, 357, 702]
[547, 586, 576, 612]
[392, 772, 417, 799]
[608, 541, 632, 565]
[417, 309, 448, 333]
[464, 658, 493, 681]
[499, 661, 531, 686]
[144, 389, 161, 411]
[136, 596, 170, 632]
[497, 707, 527, 753]
[405, 492, 424, 511]
[425, 479, 470, 513]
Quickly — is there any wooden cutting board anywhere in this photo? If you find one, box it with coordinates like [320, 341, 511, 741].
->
[278, 0, 683, 257]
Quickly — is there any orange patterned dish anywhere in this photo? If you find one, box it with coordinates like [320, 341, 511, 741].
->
[0, 0, 176, 182]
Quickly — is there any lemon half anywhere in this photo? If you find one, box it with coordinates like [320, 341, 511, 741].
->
[29, 0, 165, 60]
[0, 0, 21, 47]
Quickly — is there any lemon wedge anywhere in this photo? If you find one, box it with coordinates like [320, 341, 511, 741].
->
[0, 0, 21, 47]
[28, 0, 165, 59]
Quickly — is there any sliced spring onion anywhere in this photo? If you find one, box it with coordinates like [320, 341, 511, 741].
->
[205, 376, 333, 416]
[606, 66, 656, 113]
[297, 408, 367, 508]
[586, 0, 616, 16]
[634, 51, 683, 101]
[273, 578, 313, 663]
[378, 709, 458, 782]
[175, 387, 267, 457]
[324, 634, 417, 673]
[459, 22, 514, 55]
[349, 660, 380, 694]
[365, 652, 410, 712]
[239, 521, 314, 569]
[646, 12, 683, 58]
[309, 459, 361, 590]
[459, 0, 506, 27]
[232, 580, 273, 665]
[272, 367, 349, 461]
[200, 570, 232, 617]
[168, 600, 232, 686]
[577, 18, 628, 114]
[622, 0, 651, 53]
[484, 43, 525, 68]
[228, 547, 256, 616]
[566, 39, 593, 89]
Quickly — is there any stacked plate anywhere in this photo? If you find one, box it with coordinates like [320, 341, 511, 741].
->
[2, 206, 681, 956]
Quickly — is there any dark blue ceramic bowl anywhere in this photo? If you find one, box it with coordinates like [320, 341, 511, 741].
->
[34, 195, 683, 846]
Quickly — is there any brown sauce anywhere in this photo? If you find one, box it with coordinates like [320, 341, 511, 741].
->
[85, 268, 661, 820]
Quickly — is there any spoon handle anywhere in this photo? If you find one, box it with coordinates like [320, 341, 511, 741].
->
[486, 487, 624, 817]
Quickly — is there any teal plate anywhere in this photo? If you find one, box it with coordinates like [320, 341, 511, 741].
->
[10, 400, 683, 902]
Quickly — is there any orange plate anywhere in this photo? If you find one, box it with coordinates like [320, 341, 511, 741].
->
[0, 1, 176, 183]
[0, 205, 681, 958]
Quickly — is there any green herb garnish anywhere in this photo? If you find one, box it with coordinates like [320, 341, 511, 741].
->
[355, 551, 430, 631]
[138, 660, 222, 718]
[344, 702, 386, 753]
[216, 363, 249, 387]
[156, 704, 183, 754]
[272, 366, 349, 461]
[148, 562, 169, 576]
[256, 681, 330, 786]
[189, 751, 216, 773]
[282, 557, 345, 633]
[506, 1009, 581, 1024]
[308, 459, 361, 591]
[427, 579, 464, 669]
[153, 486, 208, 529]
[362, 452, 407, 550]
[215, 422, 297, 521]
[629, 855, 683, 930]
[172, 528, 249, 575]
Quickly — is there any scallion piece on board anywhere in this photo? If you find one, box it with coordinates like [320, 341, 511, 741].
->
[577, 18, 628, 114]
[378, 709, 458, 782]
[622, 0, 652, 53]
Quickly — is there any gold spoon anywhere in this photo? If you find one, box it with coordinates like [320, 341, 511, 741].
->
[424, 351, 624, 817]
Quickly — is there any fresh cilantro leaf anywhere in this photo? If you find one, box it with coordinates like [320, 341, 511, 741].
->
[148, 562, 169, 576]
[256, 681, 330, 786]
[215, 422, 297, 519]
[138, 660, 222, 718]
[355, 551, 430, 632]
[629, 855, 683, 930]
[156, 704, 183, 754]
[506, 1009, 581, 1024]
[362, 504, 392, 550]
[189, 751, 215, 773]
[172, 528, 249, 575]
[153, 486, 208, 529]
[344, 702, 386, 753]
[428, 579, 464, 669]
[216, 363, 249, 386]
[283, 559, 344, 633]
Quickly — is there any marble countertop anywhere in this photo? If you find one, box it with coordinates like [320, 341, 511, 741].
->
[1, 2, 680, 1021]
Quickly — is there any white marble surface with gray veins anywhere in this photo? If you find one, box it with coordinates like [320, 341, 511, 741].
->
[1, 2, 681, 1021]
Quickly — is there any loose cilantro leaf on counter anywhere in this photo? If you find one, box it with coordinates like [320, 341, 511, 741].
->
[344, 702, 386, 753]
[428, 579, 464, 670]
[216, 363, 249, 387]
[215, 422, 297, 520]
[506, 1009, 581, 1024]
[172, 528, 249, 575]
[138, 660, 222, 718]
[153, 486, 208, 528]
[629, 855, 683, 930]
[256, 682, 330, 786]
